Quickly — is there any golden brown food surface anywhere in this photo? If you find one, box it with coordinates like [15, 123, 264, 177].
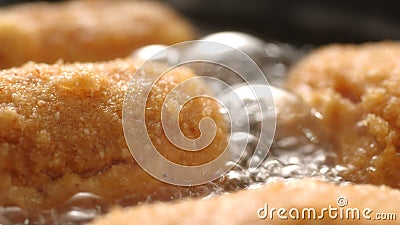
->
[0, 0, 194, 69]
[0, 58, 227, 212]
[89, 179, 400, 225]
[286, 42, 400, 188]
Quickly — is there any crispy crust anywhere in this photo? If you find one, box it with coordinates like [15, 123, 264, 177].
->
[0, 0, 195, 68]
[0, 58, 226, 212]
[286, 42, 400, 188]
[89, 179, 400, 225]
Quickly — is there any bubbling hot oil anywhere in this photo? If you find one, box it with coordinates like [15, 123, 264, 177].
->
[0, 42, 345, 225]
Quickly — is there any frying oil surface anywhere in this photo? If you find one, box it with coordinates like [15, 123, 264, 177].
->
[0, 42, 343, 225]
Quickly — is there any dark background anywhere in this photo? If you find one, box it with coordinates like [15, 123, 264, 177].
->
[1, 0, 400, 46]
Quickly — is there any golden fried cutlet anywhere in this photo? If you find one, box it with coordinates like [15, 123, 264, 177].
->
[0, 0, 195, 69]
[286, 42, 400, 188]
[89, 179, 400, 225]
[0, 58, 227, 212]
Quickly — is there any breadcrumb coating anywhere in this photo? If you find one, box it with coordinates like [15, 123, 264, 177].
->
[286, 42, 400, 188]
[0, 0, 195, 68]
[0, 58, 227, 212]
